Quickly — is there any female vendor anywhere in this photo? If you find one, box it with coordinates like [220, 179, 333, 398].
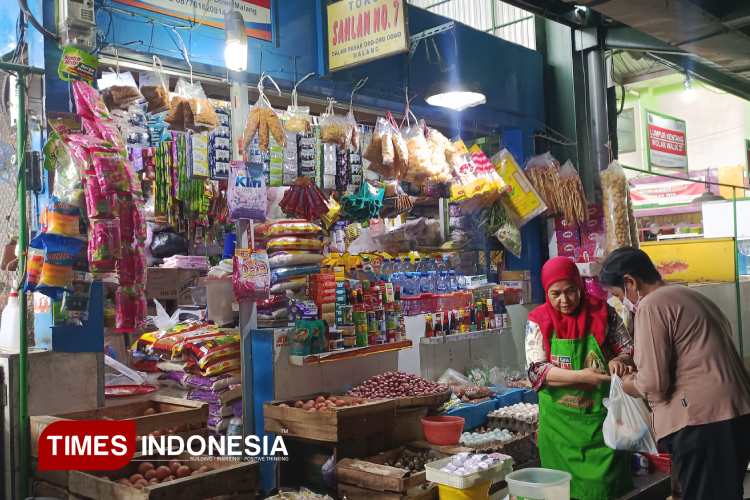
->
[525, 257, 634, 500]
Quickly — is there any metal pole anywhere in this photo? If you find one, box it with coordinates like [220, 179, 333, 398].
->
[0, 60, 43, 500]
[16, 71, 30, 500]
[734, 187, 744, 358]
[586, 40, 608, 193]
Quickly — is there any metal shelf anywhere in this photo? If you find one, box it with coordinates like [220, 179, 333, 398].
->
[289, 340, 413, 365]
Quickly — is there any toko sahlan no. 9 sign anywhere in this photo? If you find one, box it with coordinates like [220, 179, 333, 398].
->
[646, 109, 688, 173]
[328, 0, 409, 71]
[114, 0, 272, 40]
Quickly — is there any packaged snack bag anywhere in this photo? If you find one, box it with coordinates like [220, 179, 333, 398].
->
[36, 234, 83, 297]
[117, 245, 136, 285]
[116, 285, 138, 332]
[88, 219, 120, 272]
[60, 271, 93, 319]
[72, 81, 110, 121]
[292, 319, 314, 356]
[23, 247, 44, 293]
[232, 249, 270, 303]
[118, 193, 135, 242]
[46, 197, 81, 237]
[91, 150, 128, 192]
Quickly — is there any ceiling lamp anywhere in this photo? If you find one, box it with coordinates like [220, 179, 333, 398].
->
[690, 187, 725, 204]
[682, 73, 696, 102]
[224, 10, 248, 72]
[425, 79, 486, 111]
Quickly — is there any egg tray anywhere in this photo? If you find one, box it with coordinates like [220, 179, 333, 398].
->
[461, 429, 539, 465]
[487, 416, 537, 435]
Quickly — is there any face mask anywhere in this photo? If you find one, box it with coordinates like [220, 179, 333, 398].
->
[623, 285, 642, 313]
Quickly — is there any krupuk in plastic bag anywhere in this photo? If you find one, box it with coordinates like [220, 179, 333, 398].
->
[602, 374, 658, 455]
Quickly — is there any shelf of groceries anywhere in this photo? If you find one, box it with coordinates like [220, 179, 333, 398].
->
[289, 340, 413, 365]
[420, 327, 511, 345]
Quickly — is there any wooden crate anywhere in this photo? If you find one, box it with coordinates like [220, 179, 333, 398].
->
[30, 396, 208, 457]
[337, 442, 472, 495]
[393, 392, 450, 409]
[67, 452, 259, 500]
[264, 393, 396, 442]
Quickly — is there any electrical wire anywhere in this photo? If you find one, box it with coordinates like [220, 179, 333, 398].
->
[16, 0, 59, 40]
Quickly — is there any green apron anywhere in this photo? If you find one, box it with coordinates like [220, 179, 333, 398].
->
[537, 331, 633, 500]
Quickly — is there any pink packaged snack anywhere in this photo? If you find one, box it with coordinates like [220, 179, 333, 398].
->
[121, 161, 143, 197]
[117, 244, 136, 285]
[118, 193, 135, 242]
[134, 244, 147, 285]
[116, 285, 138, 332]
[95, 119, 126, 155]
[584, 277, 609, 300]
[232, 249, 270, 303]
[84, 175, 117, 219]
[133, 200, 147, 242]
[88, 219, 122, 272]
[136, 285, 147, 329]
[91, 150, 128, 192]
[81, 119, 104, 139]
[73, 81, 110, 121]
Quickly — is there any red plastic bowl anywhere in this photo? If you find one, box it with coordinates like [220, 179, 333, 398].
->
[421, 416, 465, 445]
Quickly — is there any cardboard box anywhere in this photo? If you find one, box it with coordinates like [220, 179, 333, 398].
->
[553, 215, 577, 230]
[501, 270, 531, 281]
[555, 229, 579, 243]
[500, 280, 532, 304]
[145, 268, 179, 300]
[580, 218, 604, 232]
[576, 262, 602, 277]
[581, 230, 604, 244]
[556, 242, 576, 256]
[587, 204, 603, 220]
[177, 269, 208, 304]
[575, 244, 599, 263]
[306, 273, 335, 283]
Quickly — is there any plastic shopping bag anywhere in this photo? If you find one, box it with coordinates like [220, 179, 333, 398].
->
[602, 374, 658, 455]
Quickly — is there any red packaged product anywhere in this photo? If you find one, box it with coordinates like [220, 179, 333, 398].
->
[555, 229, 579, 243]
[556, 242, 576, 256]
[575, 244, 599, 263]
[580, 217, 604, 232]
[581, 230, 604, 244]
[553, 215, 577, 230]
[587, 204, 604, 220]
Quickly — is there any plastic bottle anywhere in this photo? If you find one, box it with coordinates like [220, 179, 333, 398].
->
[392, 258, 402, 274]
[363, 259, 377, 283]
[380, 259, 393, 280]
[437, 258, 447, 273]
[436, 271, 449, 295]
[356, 265, 368, 284]
[227, 416, 243, 440]
[429, 258, 438, 273]
[418, 272, 431, 295]
[449, 270, 458, 293]
[427, 271, 437, 294]
[403, 272, 417, 298]
[0, 288, 21, 349]
[402, 257, 412, 273]
[457, 271, 467, 291]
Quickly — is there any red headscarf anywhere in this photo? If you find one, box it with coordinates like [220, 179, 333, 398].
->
[527, 257, 609, 357]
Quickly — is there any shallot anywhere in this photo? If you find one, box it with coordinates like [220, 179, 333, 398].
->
[347, 372, 447, 400]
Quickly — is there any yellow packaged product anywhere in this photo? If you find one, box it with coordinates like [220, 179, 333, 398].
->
[491, 149, 547, 226]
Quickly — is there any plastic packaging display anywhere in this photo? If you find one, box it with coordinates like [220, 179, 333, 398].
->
[320, 112, 349, 148]
[490, 149, 547, 227]
[37, 234, 83, 297]
[627, 185, 639, 249]
[97, 71, 144, 108]
[228, 161, 267, 221]
[72, 81, 111, 121]
[601, 160, 633, 253]
[602, 375, 658, 455]
[88, 219, 120, 272]
[285, 105, 311, 132]
[139, 59, 170, 114]
[46, 197, 80, 237]
[402, 119, 431, 183]
[233, 249, 270, 303]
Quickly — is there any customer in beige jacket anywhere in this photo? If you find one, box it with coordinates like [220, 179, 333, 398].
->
[599, 247, 750, 500]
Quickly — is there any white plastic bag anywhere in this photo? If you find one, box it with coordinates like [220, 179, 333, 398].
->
[602, 374, 658, 455]
[152, 299, 180, 330]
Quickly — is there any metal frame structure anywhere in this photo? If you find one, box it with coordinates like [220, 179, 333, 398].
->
[0, 60, 44, 499]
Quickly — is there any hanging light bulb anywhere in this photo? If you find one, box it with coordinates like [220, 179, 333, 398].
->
[224, 10, 248, 72]
[425, 78, 486, 111]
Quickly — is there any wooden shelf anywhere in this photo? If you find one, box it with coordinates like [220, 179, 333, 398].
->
[289, 340, 413, 365]
[419, 327, 510, 345]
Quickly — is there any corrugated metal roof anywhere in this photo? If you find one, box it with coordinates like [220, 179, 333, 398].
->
[611, 50, 672, 83]
[408, 0, 536, 50]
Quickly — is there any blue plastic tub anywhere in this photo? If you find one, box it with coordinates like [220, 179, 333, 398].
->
[495, 388, 524, 409]
[470, 400, 497, 429]
[522, 389, 539, 404]
[445, 405, 473, 432]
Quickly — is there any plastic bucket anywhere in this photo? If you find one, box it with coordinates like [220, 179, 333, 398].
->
[205, 277, 236, 326]
[421, 416, 464, 445]
[505, 468, 572, 500]
[436, 480, 490, 499]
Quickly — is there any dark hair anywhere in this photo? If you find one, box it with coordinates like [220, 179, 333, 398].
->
[599, 246, 662, 289]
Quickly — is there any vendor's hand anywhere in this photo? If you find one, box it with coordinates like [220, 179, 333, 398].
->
[578, 367, 612, 386]
[608, 359, 634, 378]
[622, 372, 636, 383]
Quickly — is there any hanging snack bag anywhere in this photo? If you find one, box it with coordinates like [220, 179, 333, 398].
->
[134, 244, 147, 285]
[182, 80, 220, 130]
[228, 161, 267, 221]
[117, 245, 136, 285]
[82, 119, 104, 139]
[46, 197, 81, 237]
[601, 160, 633, 253]
[164, 95, 187, 130]
[490, 149, 547, 227]
[233, 249, 270, 303]
[363, 116, 385, 165]
[98, 71, 144, 108]
[85, 175, 117, 219]
[138, 59, 170, 114]
[344, 111, 358, 151]
[60, 271, 93, 319]
[51, 151, 85, 205]
[72, 81, 110, 121]
[118, 193, 135, 242]
[36, 234, 83, 296]
[23, 247, 45, 293]
[92, 149, 128, 192]
[116, 285, 138, 332]
[321, 111, 349, 148]
[402, 118, 431, 183]
[88, 219, 121, 272]
[285, 106, 311, 133]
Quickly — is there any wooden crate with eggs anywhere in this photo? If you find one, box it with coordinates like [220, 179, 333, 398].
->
[457, 428, 539, 466]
